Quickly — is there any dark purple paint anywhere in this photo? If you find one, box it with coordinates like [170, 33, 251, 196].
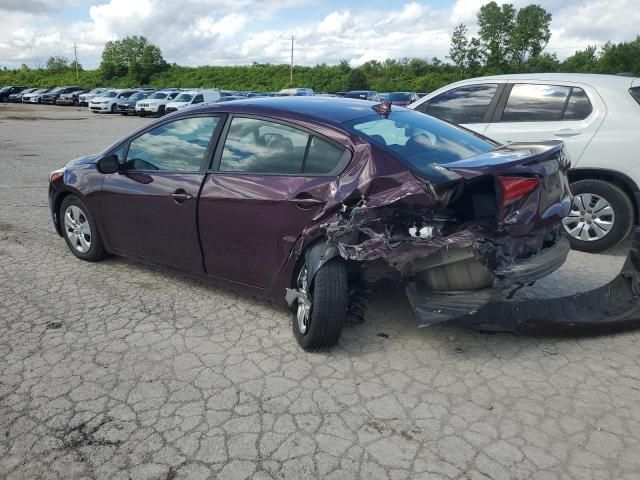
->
[49, 97, 572, 304]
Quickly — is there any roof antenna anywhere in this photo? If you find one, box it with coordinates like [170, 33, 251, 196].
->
[372, 101, 392, 119]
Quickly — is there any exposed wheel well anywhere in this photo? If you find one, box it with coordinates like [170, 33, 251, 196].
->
[568, 169, 639, 224]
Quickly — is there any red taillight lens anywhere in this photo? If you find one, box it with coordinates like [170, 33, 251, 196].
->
[498, 176, 540, 205]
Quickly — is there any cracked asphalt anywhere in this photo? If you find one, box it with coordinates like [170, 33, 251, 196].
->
[1, 103, 640, 480]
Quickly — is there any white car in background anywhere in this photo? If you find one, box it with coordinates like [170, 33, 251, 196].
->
[89, 89, 140, 113]
[135, 90, 181, 116]
[79, 88, 109, 106]
[164, 90, 221, 113]
[409, 73, 640, 252]
[22, 88, 50, 103]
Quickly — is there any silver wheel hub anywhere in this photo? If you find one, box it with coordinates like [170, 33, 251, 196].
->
[63, 205, 92, 253]
[562, 193, 615, 242]
[296, 267, 312, 335]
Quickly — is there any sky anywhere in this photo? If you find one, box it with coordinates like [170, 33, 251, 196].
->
[0, 0, 638, 69]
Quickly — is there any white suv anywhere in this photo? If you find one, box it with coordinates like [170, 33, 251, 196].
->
[89, 89, 139, 113]
[135, 90, 181, 116]
[410, 73, 640, 252]
[164, 90, 221, 113]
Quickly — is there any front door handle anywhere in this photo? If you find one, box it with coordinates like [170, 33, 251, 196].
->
[170, 189, 193, 204]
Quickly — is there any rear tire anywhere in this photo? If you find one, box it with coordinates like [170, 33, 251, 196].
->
[292, 259, 348, 352]
[564, 179, 634, 252]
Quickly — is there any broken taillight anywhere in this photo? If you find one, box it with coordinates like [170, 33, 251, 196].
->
[497, 176, 540, 206]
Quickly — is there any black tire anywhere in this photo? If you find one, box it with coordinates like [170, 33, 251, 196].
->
[293, 259, 348, 351]
[566, 179, 634, 252]
[60, 195, 107, 262]
[158, 105, 165, 116]
[110, 103, 117, 113]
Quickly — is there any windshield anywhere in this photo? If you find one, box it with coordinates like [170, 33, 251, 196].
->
[388, 92, 411, 101]
[344, 110, 495, 178]
[149, 92, 168, 99]
[99, 91, 118, 98]
[49, 87, 65, 94]
[89, 88, 103, 94]
[129, 92, 146, 101]
[174, 93, 194, 102]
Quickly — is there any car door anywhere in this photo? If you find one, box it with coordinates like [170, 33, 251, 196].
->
[483, 82, 605, 164]
[198, 115, 350, 288]
[100, 114, 224, 273]
[412, 83, 503, 135]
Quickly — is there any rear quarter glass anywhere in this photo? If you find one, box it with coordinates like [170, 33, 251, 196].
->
[630, 87, 640, 106]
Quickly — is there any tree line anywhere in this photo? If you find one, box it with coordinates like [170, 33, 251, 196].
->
[1, 2, 639, 93]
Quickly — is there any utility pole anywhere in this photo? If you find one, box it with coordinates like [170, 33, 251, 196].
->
[290, 35, 294, 86]
[73, 42, 79, 81]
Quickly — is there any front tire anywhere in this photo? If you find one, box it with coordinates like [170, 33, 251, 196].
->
[110, 103, 117, 113]
[60, 195, 106, 262]
[292, 259, 348, 351]
[563, 179, 634, 252]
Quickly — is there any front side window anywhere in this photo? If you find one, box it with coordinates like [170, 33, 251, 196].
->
[345, 110, 495, 178]
[124, 117, 219, 172]
[219, 118, 308, 174]
[501, 84, 571, 122]
[422, 84, 498, 124]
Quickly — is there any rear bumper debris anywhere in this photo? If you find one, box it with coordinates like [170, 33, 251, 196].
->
[462, 228, 640, 334]
[406, 237, 570, 327]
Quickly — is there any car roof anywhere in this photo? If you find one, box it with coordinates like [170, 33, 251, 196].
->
[456, 73, 638, 88]
[185, 96, 385, 125]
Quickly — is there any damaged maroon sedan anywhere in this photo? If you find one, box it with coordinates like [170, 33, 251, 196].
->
[49, 97, 572, 350]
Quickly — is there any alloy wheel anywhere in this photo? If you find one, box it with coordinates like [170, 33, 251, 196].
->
[562, 193, 615, 242]
[296, 266, 312, 335]
[64, 205, 92, 253]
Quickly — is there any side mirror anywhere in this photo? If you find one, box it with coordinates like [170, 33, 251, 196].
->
[97, 154, 119, 174]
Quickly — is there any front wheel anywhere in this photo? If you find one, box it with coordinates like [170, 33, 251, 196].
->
[292, 259, 348, 351]
[60, 196, 107, 262]
[110, 103, 117, 113]
[563, 179, 634, 252]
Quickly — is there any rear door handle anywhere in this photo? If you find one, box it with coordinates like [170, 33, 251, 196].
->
[289, 193, 325, 209]
[556, 129, 580, 137]
[170, 189, 193, 204]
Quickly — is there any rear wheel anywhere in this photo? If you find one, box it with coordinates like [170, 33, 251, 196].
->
[60, 196, 106, 262]
[292, 259, 348, 351]
[563, 179, 634, 252]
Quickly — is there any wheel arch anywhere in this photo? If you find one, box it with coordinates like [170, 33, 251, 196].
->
[568, 168, 639, 224]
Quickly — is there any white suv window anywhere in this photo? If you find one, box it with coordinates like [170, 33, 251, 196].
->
[419, 84, 498, 124]
[501, 84, 570, 122]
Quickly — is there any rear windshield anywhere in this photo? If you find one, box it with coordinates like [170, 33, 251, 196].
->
[344, 110, 495, 177]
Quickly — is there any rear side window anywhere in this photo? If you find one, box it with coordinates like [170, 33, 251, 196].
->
[219, 117, 347, 175]
[563, 87, 592, 120]
[421, 84, 498, 124]
[501, 84, 570, 122]
[304, 137, 346, 174]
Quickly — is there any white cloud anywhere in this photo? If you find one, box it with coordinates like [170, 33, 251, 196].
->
[0, 0, 638, 69]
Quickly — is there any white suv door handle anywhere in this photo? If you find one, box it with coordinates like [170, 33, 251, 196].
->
[556, 129, 580, 137]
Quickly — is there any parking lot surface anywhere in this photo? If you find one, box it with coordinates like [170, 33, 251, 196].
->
[1, 103, 640, 480]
